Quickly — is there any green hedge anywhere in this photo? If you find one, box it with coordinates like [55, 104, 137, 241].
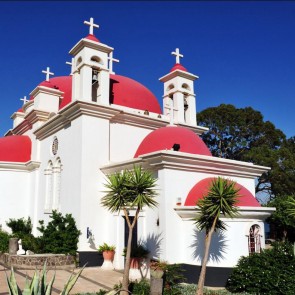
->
[226, 242, 295, 294]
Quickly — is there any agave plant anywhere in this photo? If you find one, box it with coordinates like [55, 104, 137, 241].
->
[6, 262, 84, 295]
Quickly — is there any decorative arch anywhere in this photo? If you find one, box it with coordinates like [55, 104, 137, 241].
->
[76, 56, 82, 66]
[44, 161, 53, 212]
[182, 83, 191, 91]
[52, 158, 62, 211]
[166, 84, 175, 91]
[91, 56, 103, 65]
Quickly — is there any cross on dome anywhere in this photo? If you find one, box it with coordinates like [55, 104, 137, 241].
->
[84, 17, 99, 35]
[171, 48, 183, 64]
[42, 67, 54, 82]
[20, 96, 29, 105]
[108, 52, 119, 74]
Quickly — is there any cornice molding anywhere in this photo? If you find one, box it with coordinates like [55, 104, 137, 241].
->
[174, 206, 275, 220]
[0, 161, 40, 172]
[159, 69, 199, 82]
[100, 150, 270, 178]
[69, 38, 113, 56]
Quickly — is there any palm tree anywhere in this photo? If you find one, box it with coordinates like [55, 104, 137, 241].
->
[195, 177, 240, 295]
[101, 166, 158, 295]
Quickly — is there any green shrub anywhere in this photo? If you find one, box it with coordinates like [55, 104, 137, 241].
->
[0, 230, 11, 253]
[226, 241, 295, 294]
[37, 210, 81, 255]
[98, 243, 116, 253]
[6, 263, 84, 295]
[6, 217, 32, 238]
[130, 279, 150, 294]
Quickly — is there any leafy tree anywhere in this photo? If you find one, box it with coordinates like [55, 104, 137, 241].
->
[195, 177, 239, 295]
[0, 230, 11, 252]
[266, 195, 295, 242]
[197, 104, 294, 199]
[6, 217, 33, 238]
[101, 166, 158, 295]
[227, 242, 295, 295]
[37, 210, 81, 255]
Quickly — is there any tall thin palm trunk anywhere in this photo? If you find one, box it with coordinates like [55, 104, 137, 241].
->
[121, 223, 133, 295]
[196, 218, 217, 295]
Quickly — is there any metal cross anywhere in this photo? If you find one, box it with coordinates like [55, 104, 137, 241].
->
[108, 52, 119, 74]
[42, 67, 54, 81]
[20, 96, 29, 105]
[66, 58, 73, 75]
[84, 17, 99, 35]
[171, 48, 183, 64]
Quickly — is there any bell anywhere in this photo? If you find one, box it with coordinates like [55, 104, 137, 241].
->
[92, 70, 98, 84]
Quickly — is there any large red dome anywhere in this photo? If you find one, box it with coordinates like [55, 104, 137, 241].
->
[134, 126, 212, 157]
[0, 135, 31, 162]
[109, 74, 161, 113]
[184, 177, 261, 207]
[20, 74, 161, 114]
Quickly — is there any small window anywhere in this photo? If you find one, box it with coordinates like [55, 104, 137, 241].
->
[182, 83, 190, 91]
[76, 57, 82, 66]
[91, 56, 102, 64]
[248, 224, 261, 254]
[166, 84, 175, 91]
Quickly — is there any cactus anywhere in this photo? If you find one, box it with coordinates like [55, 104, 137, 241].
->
[5, 263, 84, 295]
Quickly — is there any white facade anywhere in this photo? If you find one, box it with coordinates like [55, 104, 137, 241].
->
[0, 18, 275, 271]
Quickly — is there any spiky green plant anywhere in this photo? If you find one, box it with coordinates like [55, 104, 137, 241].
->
[6, 263, 84, 295]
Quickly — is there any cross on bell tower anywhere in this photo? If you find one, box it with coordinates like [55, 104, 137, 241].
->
[108, 52, 119, 74]
[171, 48, 183, 64]
[20, 96, 29, 105]
[84, 17, 99, 35]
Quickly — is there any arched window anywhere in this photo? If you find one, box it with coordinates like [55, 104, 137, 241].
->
[248, 224, 261, 254]
[44, 161, 53, 212]
[182, 83, 191, 91]
[52, 158, 62, 211]
[91, 56, 103, 64]
[76, 57, 82, 67]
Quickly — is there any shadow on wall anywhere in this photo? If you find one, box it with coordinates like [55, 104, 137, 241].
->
[190, 228, 228, 263]
[139, 232, 163, 259]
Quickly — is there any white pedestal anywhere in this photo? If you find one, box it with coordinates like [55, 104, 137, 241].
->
[101, 260, 114, 270]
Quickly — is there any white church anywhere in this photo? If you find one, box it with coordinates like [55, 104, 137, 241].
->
[0, 17, 275, 285]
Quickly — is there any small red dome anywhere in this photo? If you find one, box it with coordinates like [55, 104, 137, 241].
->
[85, 34, 100, 43]
[134, 126, 212, 157]
[184, 177, 261, 207]
[0, 135, 31, 162]
[35, 76, 72, 110]
[170, 63, 188, 72]
[110, 74, 161, 113]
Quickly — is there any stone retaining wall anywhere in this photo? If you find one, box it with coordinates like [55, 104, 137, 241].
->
[0, 253, 75, 269]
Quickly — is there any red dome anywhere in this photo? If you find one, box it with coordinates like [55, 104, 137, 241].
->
[21, 75, 160, 114]
[134, 126, 212, 157]
[170, 63, 188, 72]
[184, 177, 261, 207]
[110, 74, 161, 113]
[0, 135, 31, 162]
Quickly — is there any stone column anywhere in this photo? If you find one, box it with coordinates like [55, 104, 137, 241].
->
[9, 238, 19, 255]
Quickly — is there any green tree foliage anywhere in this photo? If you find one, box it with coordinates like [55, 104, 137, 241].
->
[226, 242, 295, 295]
[101, 166, 158, 295]
[266, 195, 295, 242]
[6, 217, 33, 238]
[197, 104, 295, 199]
[37, 210, 81, 256]
[0, 230, 11, 252]
[195, 177, 239, 295]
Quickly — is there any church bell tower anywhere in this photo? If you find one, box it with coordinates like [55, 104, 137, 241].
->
[159, 48, 198, 126]
[69, 18, 118, 105]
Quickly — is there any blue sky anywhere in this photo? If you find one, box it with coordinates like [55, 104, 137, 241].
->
[0, 1, 294, 138]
